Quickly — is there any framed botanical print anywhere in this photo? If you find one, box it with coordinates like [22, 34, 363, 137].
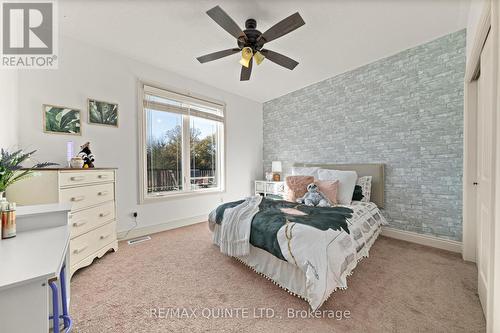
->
[88, 98, 118, 127]
[43, 104, 81, 135]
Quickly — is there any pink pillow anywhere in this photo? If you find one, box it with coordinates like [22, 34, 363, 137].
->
[286, 175, 314, 202]
[314, 179, 339, 205]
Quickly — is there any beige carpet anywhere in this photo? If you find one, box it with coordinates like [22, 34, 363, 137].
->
[70, 222, 485, 333]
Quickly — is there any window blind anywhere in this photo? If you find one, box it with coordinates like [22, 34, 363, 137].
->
[143, 84, 224, 122]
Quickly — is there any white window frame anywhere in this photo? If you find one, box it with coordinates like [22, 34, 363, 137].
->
[138, 81, 226, 204]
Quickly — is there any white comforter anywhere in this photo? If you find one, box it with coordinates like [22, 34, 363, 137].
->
[209, 199, 387, 310]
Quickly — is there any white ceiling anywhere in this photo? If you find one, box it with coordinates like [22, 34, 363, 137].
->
[60, 0, 470, 102]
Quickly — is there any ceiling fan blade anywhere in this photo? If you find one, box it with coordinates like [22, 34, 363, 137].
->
[260, 49, 299, 70]
[240, 57, 253, 81]
[258, 12, 305, 46]
[197, 48, 241, 63]
[206, 6, 247, 40]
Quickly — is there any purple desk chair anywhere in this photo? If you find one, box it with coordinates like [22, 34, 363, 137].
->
[49, 265, 73, 332]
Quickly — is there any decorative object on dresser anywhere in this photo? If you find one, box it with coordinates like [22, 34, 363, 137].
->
[271, 161, 282, 181]
[77, 142, 95, 168]
[70, 157, 84, 168]
[43, 105, 81, 135]
[88, 98, 118, 127]
[254, 180, 285, 200]
[6, 168, 118, 277]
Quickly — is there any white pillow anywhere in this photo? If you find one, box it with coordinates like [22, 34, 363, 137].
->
[357, 176, 372, 202]
[291, 166, 320, 179]
[317, 169, 358, 205]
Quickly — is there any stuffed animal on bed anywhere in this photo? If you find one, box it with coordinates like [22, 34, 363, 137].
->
[296, 183, 331, 207]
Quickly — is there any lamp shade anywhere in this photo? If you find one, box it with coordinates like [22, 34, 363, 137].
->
[271, 161, 282, 173]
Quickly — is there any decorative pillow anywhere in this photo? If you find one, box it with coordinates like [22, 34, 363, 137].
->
[291, 166, 320, 179]
[356, 176, 372, 202]
[317, 169, 358, 205]
[285, 175, 314, 202]
[352, 185, 364, 201]
[314, 179, 339, 205]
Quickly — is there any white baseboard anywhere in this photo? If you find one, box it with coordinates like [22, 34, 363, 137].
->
[117, 214, 206, 241]
[117, 218, 463, 254]
[381, 227, 463, 253]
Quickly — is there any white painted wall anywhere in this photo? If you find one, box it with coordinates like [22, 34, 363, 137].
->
[16, 36, 263, 233]
[0, 70, 19, 148]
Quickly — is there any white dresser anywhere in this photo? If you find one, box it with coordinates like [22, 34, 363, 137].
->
[7, 168, 118, 278]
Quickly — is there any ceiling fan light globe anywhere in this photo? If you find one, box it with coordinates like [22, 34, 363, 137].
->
[240, 47, 253, 68]
[239, 58, 251, 68]
[254, 51, 265, 65]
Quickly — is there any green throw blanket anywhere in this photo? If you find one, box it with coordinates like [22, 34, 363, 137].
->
[214, 198, 353, 261]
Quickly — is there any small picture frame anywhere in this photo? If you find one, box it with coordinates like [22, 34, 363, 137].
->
[43, 104, 81, 135]
[88, 98, 118, 127]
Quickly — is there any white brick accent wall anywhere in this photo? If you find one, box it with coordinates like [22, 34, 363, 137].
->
[263, 30, 465, 241]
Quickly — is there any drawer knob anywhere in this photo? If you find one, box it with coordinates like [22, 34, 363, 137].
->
[98, 191, 109, 196]
[98, 174, 109, 179]
[73, 245, 88, 254]
[70, 176, 85, 181]
[71, 196, 85, 202]
[99, 212, 111, 218]
[73, 220, 87, 227]
[100, 234, 111, 240]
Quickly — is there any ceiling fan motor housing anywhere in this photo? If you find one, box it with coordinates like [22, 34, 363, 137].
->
[245, 18, 257, 29]
[238, 19, 262, 51]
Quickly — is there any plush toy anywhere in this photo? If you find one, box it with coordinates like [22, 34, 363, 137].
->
[78, 142, 95, 168]
[296, 183, 331, 207]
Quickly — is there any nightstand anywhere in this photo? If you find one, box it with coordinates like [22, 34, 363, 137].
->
[255, 180, 285, 200]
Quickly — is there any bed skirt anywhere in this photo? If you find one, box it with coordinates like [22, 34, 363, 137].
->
[234, 226, 382, 307]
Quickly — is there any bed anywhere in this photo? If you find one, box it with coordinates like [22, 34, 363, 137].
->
[208, 163, 386, 310]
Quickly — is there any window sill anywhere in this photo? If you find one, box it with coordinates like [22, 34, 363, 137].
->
[140, 188, 225, 204]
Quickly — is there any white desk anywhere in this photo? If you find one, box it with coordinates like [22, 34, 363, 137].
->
[0, 203, 71, 333]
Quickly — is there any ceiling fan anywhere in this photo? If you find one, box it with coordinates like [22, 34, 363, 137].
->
[196, 6, 305, 81]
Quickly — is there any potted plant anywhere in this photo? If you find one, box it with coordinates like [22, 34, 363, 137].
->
[0, 149, 57, 199]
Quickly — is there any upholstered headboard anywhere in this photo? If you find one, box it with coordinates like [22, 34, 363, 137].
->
[293, 163, 385, 208]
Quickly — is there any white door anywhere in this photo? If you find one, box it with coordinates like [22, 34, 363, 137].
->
[476, 33, 495, 315]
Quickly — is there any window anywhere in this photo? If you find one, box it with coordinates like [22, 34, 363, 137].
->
[139, 83, 225, 202]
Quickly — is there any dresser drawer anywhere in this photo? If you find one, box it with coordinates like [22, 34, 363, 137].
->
[60, 183, 114, 211]
[69, 201, 115, 239]
[70, 221, 116, 266]
[255, 181, 265, 192]
[59, 170, 115, 188]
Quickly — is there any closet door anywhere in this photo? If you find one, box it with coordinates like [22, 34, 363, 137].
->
[476, 33, 494, 315]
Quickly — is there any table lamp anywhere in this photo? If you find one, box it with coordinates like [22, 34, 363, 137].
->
[272, 161, 282, 181]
